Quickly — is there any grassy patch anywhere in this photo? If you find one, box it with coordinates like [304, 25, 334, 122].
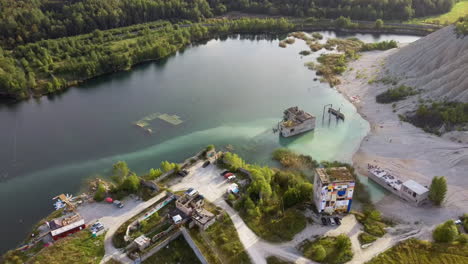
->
[366, 238, 468, 264]
[142, 235, 201, 264]
[29, 231, 104, 264]
[300, 234, 353, 264]
[190, 212, 251, 264]
[358, 232, 378, 245]
[407, 0, 468, 25]
[376, 85, 419, 104]
[243, 209, 307, 242]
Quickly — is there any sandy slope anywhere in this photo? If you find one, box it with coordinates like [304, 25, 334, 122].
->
[386, 25, 468, 102]
[336, 29, 468, 227]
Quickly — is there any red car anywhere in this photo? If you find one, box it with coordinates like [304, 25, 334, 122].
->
[223, 172, 234, 179]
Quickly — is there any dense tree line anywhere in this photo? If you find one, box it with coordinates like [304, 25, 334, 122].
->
[0, 18, 293, 99]
[0, 0, 456, 47]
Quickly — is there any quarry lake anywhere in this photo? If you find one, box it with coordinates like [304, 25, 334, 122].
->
[0, 31, 420, 253]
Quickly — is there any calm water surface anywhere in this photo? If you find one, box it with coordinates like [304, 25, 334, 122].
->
[0, 32, 419, 252]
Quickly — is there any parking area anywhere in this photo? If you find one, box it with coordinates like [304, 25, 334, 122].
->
[170, 161, 232, 202]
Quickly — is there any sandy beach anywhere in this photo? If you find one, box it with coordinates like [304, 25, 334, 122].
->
[336, 47, 468, 227]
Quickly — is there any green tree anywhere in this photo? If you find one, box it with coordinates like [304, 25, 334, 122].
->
[112, 161, 130, 184]
[121, 173, 140, 193]
[375, 19, 384, 29]
[148, 168, 163, 180]
[308, 244, 326, 262]
[433, 220, 458, 243]
[160, 160, 175, 172]
[94, 183, 106, 201]
[429, 176, 447, 206]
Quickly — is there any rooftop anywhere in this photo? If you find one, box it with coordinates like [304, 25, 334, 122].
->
[192, 209, 215, 225]
[316, 167, 354, 184]
[403, 179, 429, 195]
[47, 213, 83, 230]
[369, 167, 403, 191]
[281, 107, 315, 127]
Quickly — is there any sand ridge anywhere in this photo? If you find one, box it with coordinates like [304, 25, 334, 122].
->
[335, 26, 468, 226]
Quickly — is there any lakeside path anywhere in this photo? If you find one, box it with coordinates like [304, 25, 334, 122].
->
[335, 47, 468, 226]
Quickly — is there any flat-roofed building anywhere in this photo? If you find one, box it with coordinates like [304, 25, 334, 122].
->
[313, 167, 355, 214]
[401, 180, 429, 206]
[47, 213, 85, 240]
[368, 164, 429, 206]
[279, 107, 316, 137]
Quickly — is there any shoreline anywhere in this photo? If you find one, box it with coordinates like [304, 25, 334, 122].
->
[335, 47, 468, 226]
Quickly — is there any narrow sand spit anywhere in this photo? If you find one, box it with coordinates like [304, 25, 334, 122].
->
[336, 34, 468, 228]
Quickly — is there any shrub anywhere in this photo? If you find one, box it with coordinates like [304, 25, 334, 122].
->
[429, 176, 447, 206]
[306, 244, 326, 262]
[94, 183, 106, 202]
[376, 85, 418, 104]
[312, 32, 323, 40]
[299, 50, 311, 56]
[433, 220, 459, 243]
[335, 16, 357, 28]
[375, 19, 384, 29]
[359, 232, 378, 245]
[361, 40, 397, 51]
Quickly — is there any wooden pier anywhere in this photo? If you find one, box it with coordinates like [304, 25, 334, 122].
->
[328, 107, 345, 120]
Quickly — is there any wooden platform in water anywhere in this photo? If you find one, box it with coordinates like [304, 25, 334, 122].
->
[328, 108, 345, 120]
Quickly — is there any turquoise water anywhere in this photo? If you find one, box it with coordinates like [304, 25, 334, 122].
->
[0, 32, 419, 252]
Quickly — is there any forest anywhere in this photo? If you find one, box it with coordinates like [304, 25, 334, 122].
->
[0, 18, 293, 99]
[0, 0, 457, 47]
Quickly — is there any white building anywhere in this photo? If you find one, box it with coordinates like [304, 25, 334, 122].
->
[400, 180, 429, 206]
[368, 166, 429, 206]
[279, 107, 316, 137]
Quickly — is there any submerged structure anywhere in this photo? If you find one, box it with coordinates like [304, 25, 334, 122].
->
[313, 167, 355, 214]
[279, 107, 316, 137]
[368, 165, 429, 206]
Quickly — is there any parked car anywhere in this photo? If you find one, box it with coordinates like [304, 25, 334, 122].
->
[224, 172, 234, 179]
[113, 200, 124, 208]
[329, 217, 336, 225]
[177, 170, 189, 177]
[326, 218, 332, 225]
[227, 175, 236, 181]
[334, 217, 341, 225]
[321, 217, 328, 226]
[91, 222, 104, 233]
[455, 219, 462, 225]
[202, 161, 211, 168]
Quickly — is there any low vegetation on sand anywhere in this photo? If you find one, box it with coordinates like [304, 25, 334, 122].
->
[142, 235, 201, 264]
[375, 85, 419, 104]
[366, 238, 468, 264]
[303, 37, 396, 87]
[223, 152, 310, 242]
[300, 234, 353, 264]
[403, 101, 468, 135]
[190, 212, 251, 264]
[29, 231, 104, 264]
[354, 209, 388, 245]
